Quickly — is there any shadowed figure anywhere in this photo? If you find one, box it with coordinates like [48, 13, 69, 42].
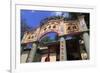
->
[45, 54, 50, 62]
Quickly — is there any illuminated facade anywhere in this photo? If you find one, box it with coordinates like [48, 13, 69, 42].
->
[21, 15, 89, 63]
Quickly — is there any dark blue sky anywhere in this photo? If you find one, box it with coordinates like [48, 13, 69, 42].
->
[21, 10, 69, 28]
[21, 10, 53, 27]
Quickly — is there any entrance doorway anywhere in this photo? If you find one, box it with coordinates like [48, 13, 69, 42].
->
[40, 41, 60, 62]
[66, 38, 82, 60]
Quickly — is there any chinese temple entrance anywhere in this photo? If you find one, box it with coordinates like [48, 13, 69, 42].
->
[21, 13, 89, 63]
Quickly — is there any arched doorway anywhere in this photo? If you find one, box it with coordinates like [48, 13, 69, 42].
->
[38, 32, 60, 62]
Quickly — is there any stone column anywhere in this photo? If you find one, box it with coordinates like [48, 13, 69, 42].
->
[60, 37, 67, 61]
[83, 33, 89, 59]
[78, 15, 89, 59]
[27, 42, 37, 62]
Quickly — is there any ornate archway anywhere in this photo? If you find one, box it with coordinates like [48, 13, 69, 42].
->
[21, 15, 89, 62]
[21, 18, 81, 43]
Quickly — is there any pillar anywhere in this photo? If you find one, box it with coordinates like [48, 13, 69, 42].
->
[27, 42, 37, 62]
[60, 37, 67, 61]
[83, 33, 89, 59]
[78, 15, 89, 59]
